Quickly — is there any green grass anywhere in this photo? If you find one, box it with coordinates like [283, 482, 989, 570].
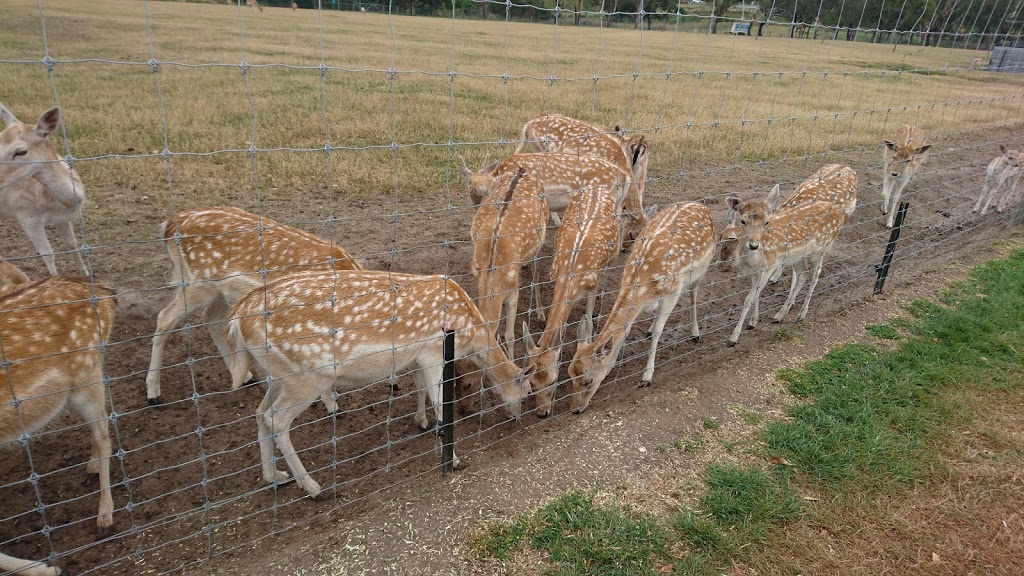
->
[470, 249, 1024, 574]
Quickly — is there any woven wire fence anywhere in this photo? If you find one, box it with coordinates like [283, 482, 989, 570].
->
[1, 0, 1024, 573]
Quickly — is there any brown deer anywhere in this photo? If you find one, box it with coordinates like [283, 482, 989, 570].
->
[515, 114, 650, 243]
[973, 145, 1022, 215]
[567, 202, 715, 414]
[0, 271, 117, 537]
[459, 153, 631, 231]
[881, 125, 931, 228]
[522, 181, 622, 418]
[0, 103, 88, 276]
[146, 207, 361, 404]
[470, 166, 548, 355]
[225, 270, 532, 497]
[725, 171, 856, 346]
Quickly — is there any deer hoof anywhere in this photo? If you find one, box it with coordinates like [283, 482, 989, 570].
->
[727, 339, 737, 348]
[691, 334, 701, 343]
[453, 458, 469, 471]
[95, 525, 116, 542]
[638, 379, 652, 388]
[147, 397, 161, 406]
[243, 376, 259, 387]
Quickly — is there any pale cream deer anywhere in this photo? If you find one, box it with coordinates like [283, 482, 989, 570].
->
[881, 125, 931, 228]
[0, 103, 88, 276]
[522, 181, 622, 418]
[146, 207, 362, 404]
[459, 152, 630, 230]
[973, 145, 1022, 215]
[0, 552, 63, 576]
[470, 166, 548, 355]
[567, 202, 715, 414]
[725, 171, 855, 346]
[515, 114, 650, 243]
[246, 0, 264, 11]
[225, 270, 531, 497]
[0, 272, 117, 536]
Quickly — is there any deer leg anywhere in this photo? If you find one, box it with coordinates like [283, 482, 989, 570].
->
[797, 255, 826, 322]
[729, 273, 768, 346]
[549, 211, 562, 227]
[413, 368, 430, 431]
[688, 284, 701, 341]
[997, 178, 1019, 213]
[16, 215, 58, 276]
[531, 258, 546, 323]
[54, 220, 89, 277]
[980, 181, 1000, 215]
[262, 375, 326, 497]
[69, 368, 113, 529]
[0, 552, 62, 576]
[974, 180, 992, 213]
[420, 360, 464, 469]
[773, 262, 808, 323]
[640, 291, 683, 386]
[147, 283, 218, 404]
[503, 285, 520, 359]
[579, 290, 597, 343]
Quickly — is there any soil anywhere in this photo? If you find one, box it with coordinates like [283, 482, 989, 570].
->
[0, 126, 1021, 575]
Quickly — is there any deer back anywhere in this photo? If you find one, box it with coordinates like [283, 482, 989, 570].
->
[518, 114, 632, 173]
[470, 167, 548, 284]
[778, 164, 858, 218]
[164, 207, 362, 288]
[745, 201, 846, 273]
[0, 275, 115, 441]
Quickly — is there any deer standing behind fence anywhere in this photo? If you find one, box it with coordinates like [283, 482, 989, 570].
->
[0, 103, 89, 276]
[725, 166, 857, 346]
[881, 125, 931, 228]
[246, 0, 264, 11]
[225, 270, 531, 497]
[522, 180, 623, 418]
[973, 145, 1022, 215]
[145, 207, 362, 405]
[0, 270, 116, 572]
[567, 202, 715, 414]
[469, 166, 548, 355]
[516, 114, 650, 244]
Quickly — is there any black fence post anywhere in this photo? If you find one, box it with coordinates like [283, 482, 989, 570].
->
[441, 329, 455, 478]
[875, 201, 910, 294]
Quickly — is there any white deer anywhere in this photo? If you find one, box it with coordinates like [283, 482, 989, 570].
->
[522, 178, 623, 418]
[145, 207, 362, 405]
[725, 167, 857, 346]
[880, 125, 931, 228]
[0, 103, 88, 276]
[973, 145, 1022, 215]
[516, 114, 651, 244]
[567, 202, 715, 414]
[0, 267, 116, 576]
[225, 270, 532, 497]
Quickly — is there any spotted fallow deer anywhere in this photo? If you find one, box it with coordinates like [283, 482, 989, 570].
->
[725, 173, 855, 346]
[225, 270, 531, 496]
[567, 202, 715, 414]
[146, 207, 361, 405]
[720, 165, 857, 278]
[0, 271, 117, 536]
[521, 182, 622, 418]
[470, 166, 549, 355]
[973, 145, 1022, 215]
[515, 114, 650, 243]
[0, 103, 88, 277]
[0, 261, 30, 294]
[459, 153, 631, 229]
[881, 125, 931, 228]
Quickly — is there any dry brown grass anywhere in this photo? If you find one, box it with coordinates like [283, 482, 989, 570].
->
[2, 0, 1022, 216]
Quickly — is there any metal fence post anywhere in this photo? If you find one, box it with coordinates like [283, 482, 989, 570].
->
[441, 329, 455, 478]
[875, 201, 910, 294]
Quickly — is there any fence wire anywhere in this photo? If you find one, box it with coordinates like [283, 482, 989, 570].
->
[0, 0, 1023, 574]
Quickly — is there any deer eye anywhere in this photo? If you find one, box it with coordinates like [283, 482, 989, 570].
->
[739, 219, 746, 225]
[13, 149, 27, 158]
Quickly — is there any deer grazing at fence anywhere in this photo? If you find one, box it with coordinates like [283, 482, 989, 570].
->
[725, 167, 856, 346]
[516, 114, 650, 243]
[146, 207, 362, 405]
[881, 125, 931, 228]
[521, 181, 623, 418]
[0, 103, 89, 276]
[225, 270, 531, 497]
[460, 153, 631, 230]
[567, 202, 715, 414]
[0, 270, 116, 535]
[973, 145, 1022, 215]
[470, 166, 548, 354]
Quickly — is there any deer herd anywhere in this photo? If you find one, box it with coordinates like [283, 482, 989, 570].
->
[0, 99, 1018, 574]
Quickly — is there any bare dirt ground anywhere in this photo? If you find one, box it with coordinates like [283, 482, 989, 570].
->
[0, 125, 1022, 575]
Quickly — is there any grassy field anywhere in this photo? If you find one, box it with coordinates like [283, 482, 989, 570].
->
[1, 0, 1022, 228]
[470, 247, 1024, 574]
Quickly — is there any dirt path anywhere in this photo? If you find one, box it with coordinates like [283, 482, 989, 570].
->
[184, 235, 1024, 575]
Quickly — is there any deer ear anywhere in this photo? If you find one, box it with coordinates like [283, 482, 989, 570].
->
[726, 196, 742, 212]
[483, 160, 500, 175]
[884, 140, 897, 152]
[1000, 144, 1007, 154]
[522, 321, 538, 355]
[643, 204, 658, 220]
[914, 144, 932, 155]
[35, 107, 60, 137]
[458, 164, 474, 184]
[598, 338, 613, 357]
[766, 184, 781, 213]
[578, 320, 592, 344]
[0, 103, 19, 126]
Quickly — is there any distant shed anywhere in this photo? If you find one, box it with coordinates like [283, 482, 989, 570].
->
[990, 46, 1024, 72]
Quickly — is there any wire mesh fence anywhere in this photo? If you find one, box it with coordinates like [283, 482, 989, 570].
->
[1, 0, 1023, 573]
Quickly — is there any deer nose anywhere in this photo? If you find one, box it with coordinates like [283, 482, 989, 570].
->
[748, 242, 759, 250]
[890, 172, 899, 177]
